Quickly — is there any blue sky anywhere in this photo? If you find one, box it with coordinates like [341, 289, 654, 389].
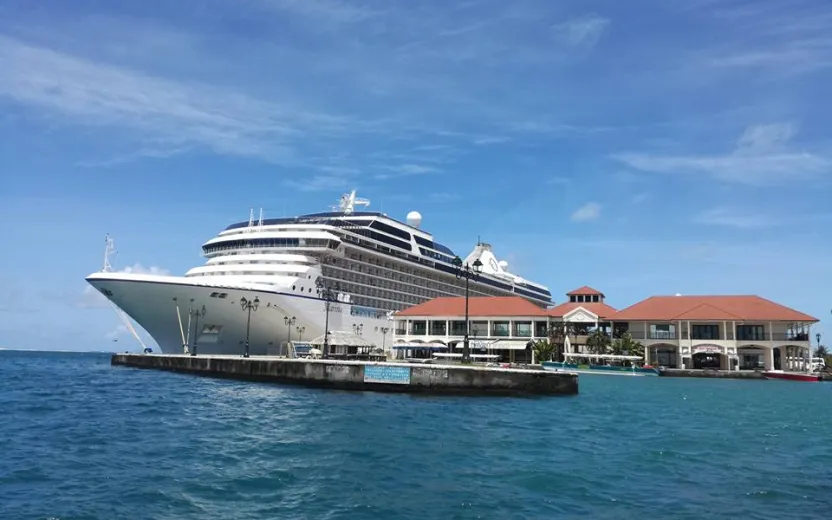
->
[1, 0, 830, 351]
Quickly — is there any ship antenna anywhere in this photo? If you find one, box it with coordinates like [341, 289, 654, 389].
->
[248, 208, 254, 229]
[102, 234, 117, 272]
[258, 207, 264, 228]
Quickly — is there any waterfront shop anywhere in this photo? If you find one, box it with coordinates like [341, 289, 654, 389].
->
[545, 286, 619, 356]
[606, 295, 818, 370]
[391, 286, 623, 364]
[392, 287, 819, 371]
[391, 296, 549, 364]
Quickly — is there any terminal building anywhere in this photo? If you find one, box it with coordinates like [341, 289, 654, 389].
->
[608, 295, 817, 370]
[391, 286, 819, 370]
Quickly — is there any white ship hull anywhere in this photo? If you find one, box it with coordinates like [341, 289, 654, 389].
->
[86, 272, 392, 355]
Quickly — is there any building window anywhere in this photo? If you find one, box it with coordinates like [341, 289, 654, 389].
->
[450, 321, 467, 335]
[514, 321, 532, 337]
[470, 321, 489, 337]
[429, 321, 447, 335]
[492, 321, 510, 337]
[411, 321, 427, 335]
[737, 325, 765, 341]
[394, 321, 407, 335]
[691, 324, 720, 340]
[535, 321, 549, 337]
[570, 295, 577, 302]
[649, 324, 676, 340]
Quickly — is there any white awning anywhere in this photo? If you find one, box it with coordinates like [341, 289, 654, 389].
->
[454, 340, 529, 350]
[393, 342, 448, 350]
[489, 340, 531, 350]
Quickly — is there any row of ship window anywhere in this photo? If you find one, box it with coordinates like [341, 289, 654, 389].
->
[337, 252, 503, 297]
[205, 229, 551, 300]
[208, 224, 551, 298]
[202, 238, 337, 255]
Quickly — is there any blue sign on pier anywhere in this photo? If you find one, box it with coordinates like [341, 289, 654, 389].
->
[364, 365, 411, 385]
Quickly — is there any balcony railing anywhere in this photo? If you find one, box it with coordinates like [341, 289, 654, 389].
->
[579, 331, 812, 342]
[735, 334, 769, 342]
[771, 333, 810, 342]
[648, 331, 677, 340]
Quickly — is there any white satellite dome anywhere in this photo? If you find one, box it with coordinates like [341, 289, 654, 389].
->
[498, 260, 508, 270]
[406, 210, 422, 228]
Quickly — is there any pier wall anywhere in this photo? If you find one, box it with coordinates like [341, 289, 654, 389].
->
[111, 354, 578, 396]
[660, 368, 765, 379]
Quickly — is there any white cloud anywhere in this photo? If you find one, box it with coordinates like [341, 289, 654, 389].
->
[283, 174, 352, 192]
[613, 123, 831, 186]
[0, 35, 365, 163]
[693, 207, 832, 229]
[373, 163, 439, 180]
[736, 123, 796, 152]
[0, 5, 618, 175]
[570, 202, 601, 222]
[553, 15, 609, 49]
[693, 207, 774, 229]
[683, 1, 832, 78]
[258, 0, 381, 25]
[631, 192, 649, 203]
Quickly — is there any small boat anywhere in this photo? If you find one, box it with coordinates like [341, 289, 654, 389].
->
[542, 354, 660, 377]
[763, 370, 822, 382]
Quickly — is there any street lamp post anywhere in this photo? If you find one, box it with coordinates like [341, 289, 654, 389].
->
[316, 279, 339, 358]
[284, 316, 296, 356]
[240, 296, 259, 358]
[452, 256, 483, 363]
[353, 323, 364, 355]
[296, 326, 306, 341]
[188, 303, 206, 356]
[380, 326, 389, 353]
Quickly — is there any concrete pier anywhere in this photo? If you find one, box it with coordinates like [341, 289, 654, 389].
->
[111, 354, 579, 396]
[660, 368, 766, 379]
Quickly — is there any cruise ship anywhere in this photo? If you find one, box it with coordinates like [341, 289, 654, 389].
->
[86, 191, 552, 355]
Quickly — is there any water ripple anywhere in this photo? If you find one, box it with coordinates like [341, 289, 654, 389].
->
[2, 351, 832, 519]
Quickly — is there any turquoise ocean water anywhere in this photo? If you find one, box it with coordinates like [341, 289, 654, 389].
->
[2, 350, 831, 519]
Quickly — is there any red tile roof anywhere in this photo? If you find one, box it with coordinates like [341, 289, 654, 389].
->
[547, 302, 618, 319]
[609, 295, 818, 322]
[396, 296, 548, 317]
[566, 286, 604, 296]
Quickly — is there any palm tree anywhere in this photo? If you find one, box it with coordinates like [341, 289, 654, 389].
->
[814, 345, 828, 358]
[612, 332, 645, 360]
[547, 322, 569, 362]
[532, 339, 556, 363]
[586, 329, 611, 356]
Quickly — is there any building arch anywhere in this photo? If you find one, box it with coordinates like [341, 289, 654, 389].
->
[737, 344, 766, 370]
[777, 344, 812, 371]
[647, 342, 679, 368]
